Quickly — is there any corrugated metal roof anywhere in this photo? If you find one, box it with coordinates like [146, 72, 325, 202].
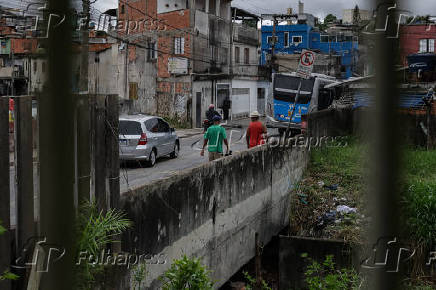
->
[353, 92, 428, 109]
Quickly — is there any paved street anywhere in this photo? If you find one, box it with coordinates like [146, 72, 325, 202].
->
[120, 126, 254, 192]
[8, 123, 276, 225]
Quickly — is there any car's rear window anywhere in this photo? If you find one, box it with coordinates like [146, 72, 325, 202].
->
[119, 121, 142, 135]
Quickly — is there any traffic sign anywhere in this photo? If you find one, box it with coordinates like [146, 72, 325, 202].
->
[296, 49, 316, 79]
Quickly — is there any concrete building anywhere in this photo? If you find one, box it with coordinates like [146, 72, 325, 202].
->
[117, 0, 233, 127]
[342, 8, 372, 24]
[230, 8, 269, 118]
[261, 21, 358, 78]
[115, 0, 269, 127]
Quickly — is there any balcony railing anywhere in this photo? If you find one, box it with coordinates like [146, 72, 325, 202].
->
[233, 24, 259, 46]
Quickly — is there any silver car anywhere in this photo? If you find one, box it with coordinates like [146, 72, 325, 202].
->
[119, 114, 180, 166]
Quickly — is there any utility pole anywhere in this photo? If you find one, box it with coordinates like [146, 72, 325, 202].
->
[11, 51, 14, 96]
[80, 0, 89, 93]
[270, 16, 278, 75]
[261, 14, 298, 75]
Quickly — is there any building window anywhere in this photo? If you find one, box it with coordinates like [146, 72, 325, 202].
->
[292, 36, 302, 44]
[42, 62, 45, 73]
[235, 46, 240, 63]
[329, 35, 337, 42]
[120, 4, 125, 14]
[320, 35, 329, 43]
[244, 48, 249, 64]
[148, 42, 157, 60]
[267, 36, 278, 46]
[174, 37, 184, 55]
[284, 32, 289, 47]
[419, 39, 435, 53]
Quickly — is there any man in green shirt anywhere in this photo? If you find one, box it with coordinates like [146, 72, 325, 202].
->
[201, 115, 229, 161]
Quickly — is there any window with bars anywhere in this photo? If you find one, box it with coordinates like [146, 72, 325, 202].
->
[174, 37, 184, 55]
[147, 42, 157, 60]
[419, 39, 435, 53]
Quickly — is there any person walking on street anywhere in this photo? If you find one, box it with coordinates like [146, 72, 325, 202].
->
[222, 97, 231, 121]
[246, 111, 267, 149]
[201, 115, 229, 161]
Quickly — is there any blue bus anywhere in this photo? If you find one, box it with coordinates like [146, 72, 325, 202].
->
[269, 73, 337, 135]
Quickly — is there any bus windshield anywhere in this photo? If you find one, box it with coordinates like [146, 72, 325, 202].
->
[273, 75, 315, 104]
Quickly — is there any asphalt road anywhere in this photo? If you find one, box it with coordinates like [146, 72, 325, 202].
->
[120, 128, 251, 192]
[8, 126, 275, 225]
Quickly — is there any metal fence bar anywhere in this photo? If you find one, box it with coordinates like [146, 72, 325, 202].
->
[39, 0, 75, 288]
[106, 95, 120, 210]
[0, 96, 11, 290]
[94, 95, 107, 212]
[370, 0, 401, 288]
[14, 96, 35, 254]
[76, 95, 91, 204]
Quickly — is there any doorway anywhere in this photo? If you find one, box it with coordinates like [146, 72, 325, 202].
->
[196, 92, 202, 128]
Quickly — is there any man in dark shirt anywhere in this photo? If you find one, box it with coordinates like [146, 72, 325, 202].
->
[206, 104, 220, 122]
[222, 97, 231, 121]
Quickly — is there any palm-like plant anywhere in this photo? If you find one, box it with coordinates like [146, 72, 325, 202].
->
[160, 255, 214, 290]
[75, 202, 132, 290]
[77, 202, 132, 256]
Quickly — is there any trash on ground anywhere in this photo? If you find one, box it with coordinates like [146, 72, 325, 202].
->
[336, 205, 357, 214]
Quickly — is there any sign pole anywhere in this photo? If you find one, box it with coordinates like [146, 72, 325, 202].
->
[285, 80, 301, 137]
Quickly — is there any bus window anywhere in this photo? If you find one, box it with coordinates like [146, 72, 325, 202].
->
[273, 75, 315, 103]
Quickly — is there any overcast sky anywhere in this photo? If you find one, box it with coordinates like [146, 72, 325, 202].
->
[93, 0, 436, 19]
[1, 0, 433, 20]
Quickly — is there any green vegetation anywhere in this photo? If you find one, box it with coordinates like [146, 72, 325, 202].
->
[242, 271, 272, 290]
[0, 220, 19, 282]
[303, 255, 361, 290]
[163, 116, 190, 129]
[132, 263, 148, 290]
[160, 255, 214, 290]
[352, 5, 361, 26]
[400, 149, 436, 279]
[293, 140, 436, 288]
[74, 202, 132, 290]
[324, 14, 337, 24]
[290, 137, 366, 244]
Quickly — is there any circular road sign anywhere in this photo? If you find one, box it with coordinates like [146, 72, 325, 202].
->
[300, 51, 315, 66]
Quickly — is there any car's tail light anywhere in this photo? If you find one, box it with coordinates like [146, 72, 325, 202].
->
[138, 133, 147, 145]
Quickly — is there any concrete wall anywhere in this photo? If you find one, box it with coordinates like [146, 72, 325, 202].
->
[307, 107, 354, 138]
[88, 44, 157, 115]
[120, 145, 309, 289]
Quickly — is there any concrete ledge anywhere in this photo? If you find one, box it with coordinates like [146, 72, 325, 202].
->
[119, 144, 309, 289]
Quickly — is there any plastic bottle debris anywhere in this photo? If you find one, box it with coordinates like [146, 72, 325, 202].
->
[317, 181, 325, 188]
[336, 205, 357, 214]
